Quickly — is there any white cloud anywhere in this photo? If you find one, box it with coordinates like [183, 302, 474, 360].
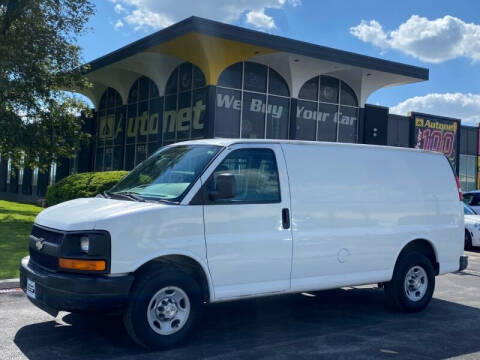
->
[350, 20, 389, 48]
[350, 15, 480, 63]
[391, 93, 480, 124]
[110, 0, 300, 31]
[114, 19, 124, 30]
[246, 10, 275, 30]
[114, 4, 127, 14]
[124, 9, 173, 31]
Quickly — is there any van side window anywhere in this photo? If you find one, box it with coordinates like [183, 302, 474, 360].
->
[208, 148, 280, 203]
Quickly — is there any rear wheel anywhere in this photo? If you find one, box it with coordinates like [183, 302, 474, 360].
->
[465, 231, 473, 250]
[123, 267, 202, 349]
[384, 252, 435, 312]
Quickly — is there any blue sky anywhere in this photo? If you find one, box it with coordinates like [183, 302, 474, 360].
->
[78, 0, 480, 123]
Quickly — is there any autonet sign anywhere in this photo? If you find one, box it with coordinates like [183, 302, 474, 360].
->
[411, 113, 460, 172]
[98, 100, 207, 141]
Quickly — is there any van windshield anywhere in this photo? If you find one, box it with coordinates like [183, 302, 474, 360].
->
[109, 145, 221, 202]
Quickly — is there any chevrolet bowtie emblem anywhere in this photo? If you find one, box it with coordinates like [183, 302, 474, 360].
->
[35, 238, 45, 251]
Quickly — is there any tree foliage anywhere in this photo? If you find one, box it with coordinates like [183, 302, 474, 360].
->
[0, 0, 95, 171]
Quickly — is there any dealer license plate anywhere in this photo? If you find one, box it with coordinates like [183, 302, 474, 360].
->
[26, 279, 36, 299]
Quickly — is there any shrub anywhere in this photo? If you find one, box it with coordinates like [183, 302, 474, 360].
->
[46, 171, 129, 206]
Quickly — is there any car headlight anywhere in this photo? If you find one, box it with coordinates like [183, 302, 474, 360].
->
[80, 236, 90, 253]
[60, 231, 111, 273]
[474, 223, 480, 230]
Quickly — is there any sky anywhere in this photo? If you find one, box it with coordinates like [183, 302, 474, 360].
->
[77, 0, 480, 124]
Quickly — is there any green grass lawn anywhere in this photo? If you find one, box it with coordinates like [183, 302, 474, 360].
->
[0, 200, 43, 279]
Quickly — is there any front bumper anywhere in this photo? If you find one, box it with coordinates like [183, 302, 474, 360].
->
[20, 256, 134, 316]
[459, 255, 468, 272]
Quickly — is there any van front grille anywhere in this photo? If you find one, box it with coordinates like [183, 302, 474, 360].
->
[29, 250, 58, 271]
[31, 225, 64, 245]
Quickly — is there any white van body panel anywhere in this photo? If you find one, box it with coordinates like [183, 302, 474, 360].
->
[32, 139, 464, 303]
[281, 142, 463, 292]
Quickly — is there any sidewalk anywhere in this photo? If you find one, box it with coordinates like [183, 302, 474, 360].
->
[0, 278, 20, 290]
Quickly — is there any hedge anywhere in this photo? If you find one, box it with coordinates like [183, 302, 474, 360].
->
[46, 171, 129, 206]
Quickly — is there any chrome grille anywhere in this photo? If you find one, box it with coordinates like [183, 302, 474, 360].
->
[31, 225, 64, 245]
[29, 225, 64, 271]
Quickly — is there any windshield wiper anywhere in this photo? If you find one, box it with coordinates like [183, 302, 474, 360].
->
[152, 198, 176, 204]
[110, 191, 146, 202]
[105, 190, 175, 204]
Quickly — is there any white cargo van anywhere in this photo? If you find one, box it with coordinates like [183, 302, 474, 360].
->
[20, 139, 467, 349]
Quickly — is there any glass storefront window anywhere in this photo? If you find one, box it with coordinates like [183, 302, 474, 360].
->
[317, 103, 338, 142]
[242, 92, 266, 138]
[298, 77, 318, 101]
[268, 70, 290, 97]
[128, 77, 161, 169]
[266, 96, 289, 139]
[218, 62, 242, 89]
[163, 63, 208, 145]
[96, 76, 167, 171]
[338, 106, 358, 143]
[460, 154, 477, 191]
[319, 76, 339, 104]
[215, 88, 241, 138]
[215, 61, 290, 140]
[244, 62, 267, 93]
[297, 76, 358, 143]
[295, 100, 317, 141]
[95, 87, 126, 171]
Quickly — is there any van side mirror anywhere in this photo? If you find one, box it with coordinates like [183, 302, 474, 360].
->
[209, 173, 236, 201]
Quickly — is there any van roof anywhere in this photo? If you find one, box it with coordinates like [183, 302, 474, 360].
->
[174, 138, 443, 156]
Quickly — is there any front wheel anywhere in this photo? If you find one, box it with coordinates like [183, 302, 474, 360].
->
[384, 252, 435, 312]
[123, 267, 202, 349]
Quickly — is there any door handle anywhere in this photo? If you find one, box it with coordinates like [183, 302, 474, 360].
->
[282, 208, 290, 229]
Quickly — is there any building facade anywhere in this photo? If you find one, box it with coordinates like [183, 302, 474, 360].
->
[0, 17, 478, 203]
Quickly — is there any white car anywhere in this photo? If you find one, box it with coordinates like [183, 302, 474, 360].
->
[20, 139, 467, 349]
[463, 191, 480, 213]
[464, 203, 480, 249]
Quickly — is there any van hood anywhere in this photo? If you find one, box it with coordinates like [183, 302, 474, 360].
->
[35, 197, 163, 231]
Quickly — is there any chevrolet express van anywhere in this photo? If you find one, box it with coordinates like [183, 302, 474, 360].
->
[20, 139, 468, 349]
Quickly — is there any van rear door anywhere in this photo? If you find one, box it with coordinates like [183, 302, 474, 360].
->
[202, 144, 293, 300]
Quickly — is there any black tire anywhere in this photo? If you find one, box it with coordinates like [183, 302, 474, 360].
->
[123, 266, 202, 350]
[384, 252, 435, 312]
[465, 231, 473, 250]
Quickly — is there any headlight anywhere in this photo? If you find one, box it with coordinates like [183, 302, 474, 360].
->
[60, 231, 111, 273]
[80, 236, 89, 253]
[474, 223, 480, 229]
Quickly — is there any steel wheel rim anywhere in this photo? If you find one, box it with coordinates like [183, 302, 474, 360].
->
[147, 286, 190, 335]
[404, 265, 428, 302]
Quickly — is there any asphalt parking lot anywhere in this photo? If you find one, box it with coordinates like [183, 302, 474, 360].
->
[1, 251, 480, 360]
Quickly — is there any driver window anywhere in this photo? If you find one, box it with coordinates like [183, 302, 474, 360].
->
[208, 148, 280, 203]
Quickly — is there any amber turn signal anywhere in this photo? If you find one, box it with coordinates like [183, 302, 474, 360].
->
[58, 258, 106, 271]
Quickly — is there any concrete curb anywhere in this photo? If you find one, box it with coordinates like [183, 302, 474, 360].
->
[0, 278, 20, 290]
